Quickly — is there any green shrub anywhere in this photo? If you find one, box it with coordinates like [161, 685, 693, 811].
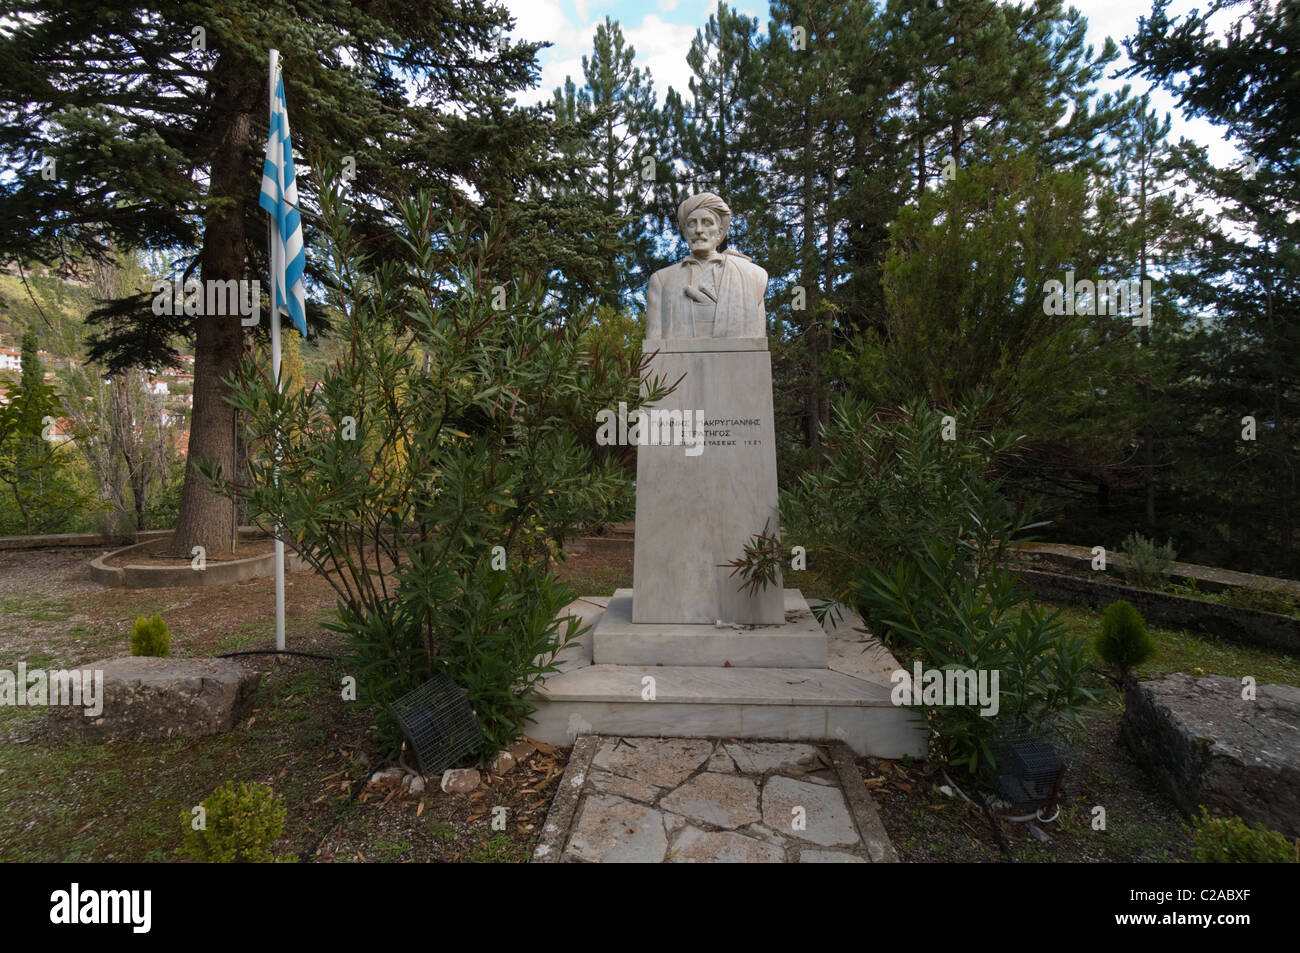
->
[1120, 532, 1177, 589]
[179, 781, 292, 863]
[756, 394, 1094, 776]
[1190, 809, 1296, 863]
[1095, 600, 1155, 681]
[130, 614, 170, 657]
[217, 187, 657, 760]
[863, 545, 1095, 774]
[1218, 585, 1300, 619]
[778, 393, 1038, 631]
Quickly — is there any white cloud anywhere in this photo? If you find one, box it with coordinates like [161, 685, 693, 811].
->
[503, 2, 699, 107]
[1078, 0, 1244, 168]
[623, 15, 698, 100]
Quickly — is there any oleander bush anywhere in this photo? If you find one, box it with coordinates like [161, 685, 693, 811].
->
[735, 394, 1094, 775]
[214, 184, 667, 756]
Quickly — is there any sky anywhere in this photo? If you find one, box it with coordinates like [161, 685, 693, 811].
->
[501, 0, 1244, 169]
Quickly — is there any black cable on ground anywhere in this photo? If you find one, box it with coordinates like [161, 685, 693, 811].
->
[299, 745, 401, 863]
[216, 649, 338, 661]
[971, 787, 1014, 860]
[215, 646, 373, 860]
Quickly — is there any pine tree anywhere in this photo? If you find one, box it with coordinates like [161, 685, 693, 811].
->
[0, 331, 87, 532]
[0, 1, 569, 556]
[668, 3, 764, 249]
[1126, 0, 1300, 572]
[749, 1, 904, 453]
[552, 17, 664, 309]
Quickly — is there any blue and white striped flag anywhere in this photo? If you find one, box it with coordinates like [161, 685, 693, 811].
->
[259, 61, 307, 337]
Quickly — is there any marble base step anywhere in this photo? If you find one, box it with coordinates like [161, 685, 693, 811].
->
[527, 596, 929, 759]
[593, 588, 828, 668]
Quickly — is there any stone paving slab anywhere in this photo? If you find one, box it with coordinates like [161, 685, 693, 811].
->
[660, 772, 761, 829]
[590, 737, 713, 787]
[536, 734, 898, 863]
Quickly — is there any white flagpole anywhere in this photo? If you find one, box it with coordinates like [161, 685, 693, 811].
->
[268, 48, 286, 652]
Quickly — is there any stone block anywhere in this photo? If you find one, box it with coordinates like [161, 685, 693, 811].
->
[45, 656, 258, 741]
[593, 588, 827, 668]
[565, 795, 667, 863]
[633, 345, 782, 625]
[1121, 673, 1300, 837]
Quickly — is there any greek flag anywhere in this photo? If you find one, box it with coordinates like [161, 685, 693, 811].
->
[259, 58, 307, 337]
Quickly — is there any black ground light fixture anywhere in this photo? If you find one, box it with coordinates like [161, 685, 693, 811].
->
[989, 722, 1069, 820]
[387, 673, 483, 777]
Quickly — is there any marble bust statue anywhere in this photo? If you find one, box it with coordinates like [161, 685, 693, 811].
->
[645, 192, 768, 339]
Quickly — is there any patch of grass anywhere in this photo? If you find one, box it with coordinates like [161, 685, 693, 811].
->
[557, 564, 630, 596]
[303, 726, 328, 746]
[370, 837, 412, 861]
[0, 595, 73, 622]
[0, 653, 368, 863]
[58, 623, 127, 662]
[427, 820, 457, 841]
[0, 704, 45, 731]
[219, 621, 276, 655]
[1049, 604, 1300, 687]
[2, 649, 59, 669]
[460, 831, 528, 863]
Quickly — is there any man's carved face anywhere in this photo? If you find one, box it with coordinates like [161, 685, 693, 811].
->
[684, 210, 723, 256]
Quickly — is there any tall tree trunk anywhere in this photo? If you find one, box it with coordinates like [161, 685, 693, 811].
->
[1265, 258, 1291, 557]
[165, 51, 259, 559]
[126, 441, 148, 531]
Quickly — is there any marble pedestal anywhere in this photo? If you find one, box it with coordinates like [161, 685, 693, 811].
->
[632, 337, 783, 625]
[594, 588, 827, 668]
[526, 595, 929, 758]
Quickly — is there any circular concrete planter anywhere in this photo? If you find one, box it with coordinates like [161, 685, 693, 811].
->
[89, 531, 309, 589]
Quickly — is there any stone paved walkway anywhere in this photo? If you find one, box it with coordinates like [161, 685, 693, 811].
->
[534, 735, 897, 863]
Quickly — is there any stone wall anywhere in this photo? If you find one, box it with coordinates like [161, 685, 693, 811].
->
[1013, 568, 1300, 654]
[1121, 674, 1300, 838]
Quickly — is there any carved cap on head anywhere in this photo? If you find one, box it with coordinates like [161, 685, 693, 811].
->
[677, 192, 731, 242]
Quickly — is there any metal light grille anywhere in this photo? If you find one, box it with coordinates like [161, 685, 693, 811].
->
[387, 674, 482, 777]
[988, 721, 1068, 810]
